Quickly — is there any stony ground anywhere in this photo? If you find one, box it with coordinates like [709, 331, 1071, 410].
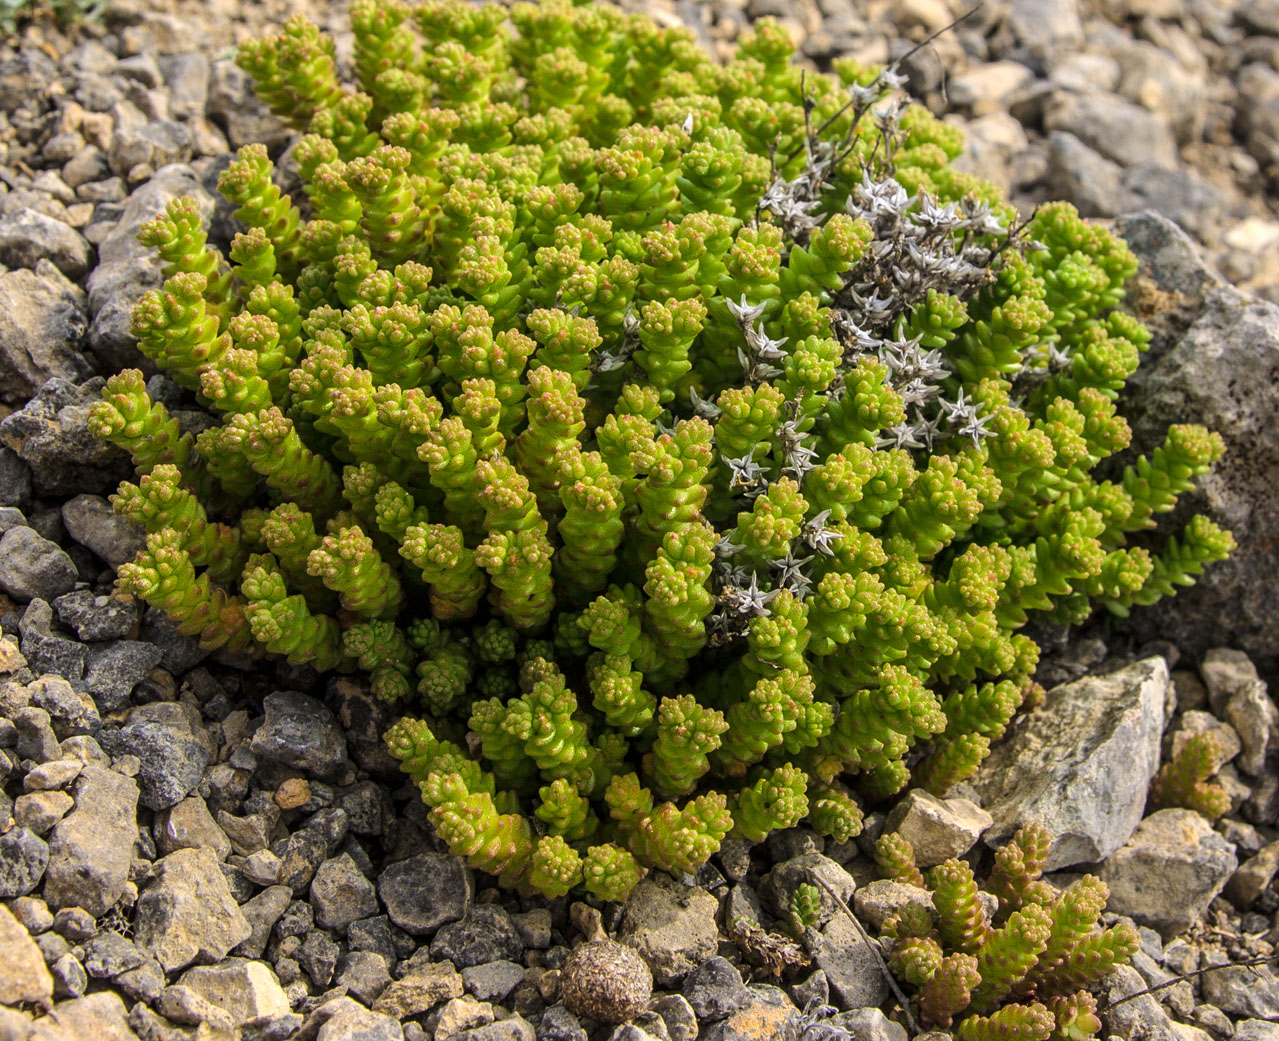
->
[0, 0, 1276, 1040]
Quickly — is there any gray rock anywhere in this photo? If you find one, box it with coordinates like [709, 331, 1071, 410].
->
[139, 604, 208, 673]
[0, 526, 78, 602]
[1044, 131, 1131, 218]
[250, 690, 348, 776]
[234, 884, 292, 960]
[84, 641, 165, 711]
[20, 597, 88, 681]
[44, 764, 138, 916]
[13, 790, 74, 835]
[1104, 964, 1185, 1041]
[311, 853, 378, 932]
[808, 912, 888, 1009]
[0, 377, 133, 498]
[1005, 0, 1083, 56]
[86, 164, 215, 374]
[537, 1004, 588, 1041]
[828, 1007, 908, 1041]
[1099, 808, 1238, 937]
[1199, 952, 1279, 1019]
[274, 811, 346, 893]
[1044, 91, 1178, 169]
[451, 1017, 536, 1041]
[1119, 165, 1232, 245]
[0, 826, 48, 898]
[1224, 840, 1279, 907]
[109, 117, 193, 177]
[299, 929, 341, 987]
[759, 853, 857, 928]
[62, 144, 111, 188]
[378, 851, 473, 936]
[62, 494, 147, 568]
[970, 657, 1170, 869]
[1237, 63, 1279, 180]
[1120, 277, 1279, 678]
[0, 444, 32, 508]
[13, 705, 60, 763]
[618, 872, 719, 986]
[82, 930, 145, 978]
[54, 590, 142, 642]
[0, 261, 91, 406]
[159, 53, 209, 118]
[206, 59, 291, 152]
[156, 795, 231, 860]
[430, 905, 525, 969]
[28, 674, 99, 738]
[1235, 1022, 1279, 1041]
[882, 789, 991, 868]
[134, 846, 251, 972]
[104, 719, 210, 810]
[337, 950, 392, 1005]
[0, 48, 57, 113]
[0, 208, 92, 280]
[682, 956, 752, 1022]
[462, 960, 525, 1003]
[853, 879, 934, 929]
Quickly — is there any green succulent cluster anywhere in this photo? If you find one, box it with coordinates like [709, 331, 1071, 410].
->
[91, 0, 1230, 901]
[1149, 731, 1230, 820]
[877, 825, 1140, 1041]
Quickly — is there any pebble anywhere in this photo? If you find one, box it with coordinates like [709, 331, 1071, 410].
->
[133, 846, 251, 971]
[372, 962, 465, 1018]
[379, 850, 474, 936]
[0, 525, 78, 603]
[178, 958, 292, 1027]
[0, 825, 49, 898]
[250, 689, 349, 777]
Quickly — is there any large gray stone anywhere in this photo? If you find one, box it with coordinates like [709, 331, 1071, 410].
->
[44, 765, 139, 916]
[968, 657, 1170, 870]
[1116, 219, 1279, 680]
[1099, 809, 1238, 937]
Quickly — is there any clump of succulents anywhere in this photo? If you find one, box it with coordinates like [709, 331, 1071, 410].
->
[877, 824, 1140, 1041]
[91, 0, 1231, 902]
[1149, 731, 1231, 820]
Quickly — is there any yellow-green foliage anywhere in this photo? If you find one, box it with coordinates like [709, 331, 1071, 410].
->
[92, 0, 1231, 901]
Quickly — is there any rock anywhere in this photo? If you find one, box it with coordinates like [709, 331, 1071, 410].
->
[1237, 63, 1279, 180]
[430, 905, 525, 969]
[51, 952, 88, 998]
[0, 208, 92, 280]
[0, 444, 31, 507]
[13, 705, 60, 763]
[234, 884, 292, 960]
[1119, 166, 1231, 246]
[206, 59, 291, 152]
[103, 719, 210, 811]
[462, 961, 526, 1003]
[828, 1008, 908, 1041]
[618, 872, 719, 985]
[86, 165, 215, 374]
[20, 598, 88, 681]
[45, 764, 139, 916]
[1104, 965, 1182, 1041]
[1099, 808, 1238, 937]
[42, 992, 139, 1041]
[853, 879, 934, 929]
[0, 262, 91, 406]
[1235, 1022, 1279, 1041]
[437, 996, 495, 1037]
[949, 62, 1035, 115]
[0, 903, 53, 1005]
[759, 853, 857, 928]
[1044, 91, 1178, 169]
[537, 1004, 589, 1041]
[299, 931, 342, 991]
[159, 983, 237, 1029]
[311, 853, 378, 932]
[559, 939, 653, 1025]
[53, 590, 141, 642]
[28, 674, 99, 738]
[1043, 131, 1131, 219]
[109, 117, 193, 178]
[378, 851, 473, 936]
[882, 790, 992, 868]
[372, 962, 464, 1018]
[62, 494, 147, 568]
[250, 690, 348, 776]
[274, 809, 348, 893]
[1199, 951, 1279, 1019]
[700, 1002, 795, 1041]
[1224, 840, 1279, 907]
[311, 999, 405, 1041]
[82, 931, 145, 979]
[0, 526, 78, 602]
[0, 378, 133, 498]
[0, 826, 49, 898]
[84, 642, 165, 712]
[336, 950, 391, 1005]
[13, 790, 74, 835]
[1119, 270, 1279, 679]
[808, 912, 888, 1009]
[25, 759, 84, 790]
[133, 846, 251, 972]
[969, 657, 1169, 870]
[156, 795, 231, 860]
[1005, 0, 1084, 56]
[178, 958, 291, 1027]
[681, 956, 751, 1022]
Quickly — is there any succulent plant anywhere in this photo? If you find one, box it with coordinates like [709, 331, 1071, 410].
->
[877, 824, 1140, 1041]
[92, 0, 1231, 901]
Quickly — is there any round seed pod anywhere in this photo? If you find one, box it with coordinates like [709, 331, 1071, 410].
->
[560, 939, 653, 1024]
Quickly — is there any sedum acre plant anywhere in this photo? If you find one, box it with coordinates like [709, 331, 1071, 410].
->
[877, 824, 1140, 1041]
[91, 0, 1231, 902]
